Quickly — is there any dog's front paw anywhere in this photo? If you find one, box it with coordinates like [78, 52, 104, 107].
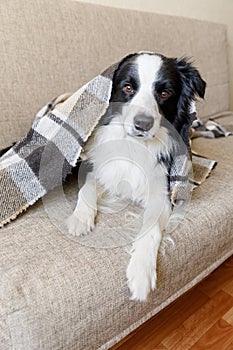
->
[126, 253, 157, 302]
[66, 210, 95, 237]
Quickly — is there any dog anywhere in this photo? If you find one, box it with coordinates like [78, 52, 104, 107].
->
[66, 52, 206, 301]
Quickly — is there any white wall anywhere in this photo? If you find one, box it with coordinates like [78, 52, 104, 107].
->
[76, 0, 233, 110]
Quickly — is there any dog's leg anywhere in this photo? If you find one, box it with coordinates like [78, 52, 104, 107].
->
[127, 192, 171, 301]
[66, 172, 97, 236]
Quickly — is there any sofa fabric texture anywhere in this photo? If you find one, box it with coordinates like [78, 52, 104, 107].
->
[0, 0, 229, 150]
[0, 1, 232, 349]
[1, 119, 233, 350]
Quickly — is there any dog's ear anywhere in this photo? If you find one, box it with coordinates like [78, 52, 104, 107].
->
[176, 57, 206, 99]
[175, 58, 206, 127]
[174, 58, 206, 145]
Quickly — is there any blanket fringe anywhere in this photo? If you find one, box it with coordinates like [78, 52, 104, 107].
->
[0, 202, 30, 228]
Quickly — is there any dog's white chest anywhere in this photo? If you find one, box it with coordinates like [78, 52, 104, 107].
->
[85, 125, 167, 204]
[95, 154, 149, 203]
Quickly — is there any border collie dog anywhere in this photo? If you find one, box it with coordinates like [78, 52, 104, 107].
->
[67, 52, 206, 301]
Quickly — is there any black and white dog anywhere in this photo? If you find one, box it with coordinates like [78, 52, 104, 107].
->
[67, 52, 206, 301]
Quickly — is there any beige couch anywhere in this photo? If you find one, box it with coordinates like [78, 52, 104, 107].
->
[1, 1, 233, 349]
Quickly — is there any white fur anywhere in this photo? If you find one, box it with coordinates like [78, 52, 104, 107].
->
[67, 53, 173, 301]
[66, 172, 97, 236]
[123, 54, 163, 139]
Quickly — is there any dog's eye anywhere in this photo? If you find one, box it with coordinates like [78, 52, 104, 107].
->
[160, 91, 170, 99]
[123, 84, 134, 94]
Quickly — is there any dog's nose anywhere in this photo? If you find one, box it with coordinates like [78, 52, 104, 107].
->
[134, 115, 154, 132]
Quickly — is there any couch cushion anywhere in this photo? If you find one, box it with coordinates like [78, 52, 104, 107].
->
[0, 0, 229, 149]
[0, 116, 232, 349]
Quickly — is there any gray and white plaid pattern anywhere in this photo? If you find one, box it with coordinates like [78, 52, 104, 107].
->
[0, 63, 115, 226]
[191, 118, 232, 139]
[0, 55, 225, 227]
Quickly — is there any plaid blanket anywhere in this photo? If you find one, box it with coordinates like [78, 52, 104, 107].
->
[0, 54, 229, 228]
[191, 117, 232, 139]
[0, 61, 118, 227]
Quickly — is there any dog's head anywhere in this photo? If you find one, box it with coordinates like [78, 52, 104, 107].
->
[102, 52, 206, 140]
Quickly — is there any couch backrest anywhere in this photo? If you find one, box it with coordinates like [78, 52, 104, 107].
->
[0, 0, 229, 148]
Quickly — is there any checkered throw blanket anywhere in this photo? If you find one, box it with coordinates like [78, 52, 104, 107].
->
[0, 55, 230, 227]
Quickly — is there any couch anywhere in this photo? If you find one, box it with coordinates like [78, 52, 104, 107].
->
[0, 0, 233, 349]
